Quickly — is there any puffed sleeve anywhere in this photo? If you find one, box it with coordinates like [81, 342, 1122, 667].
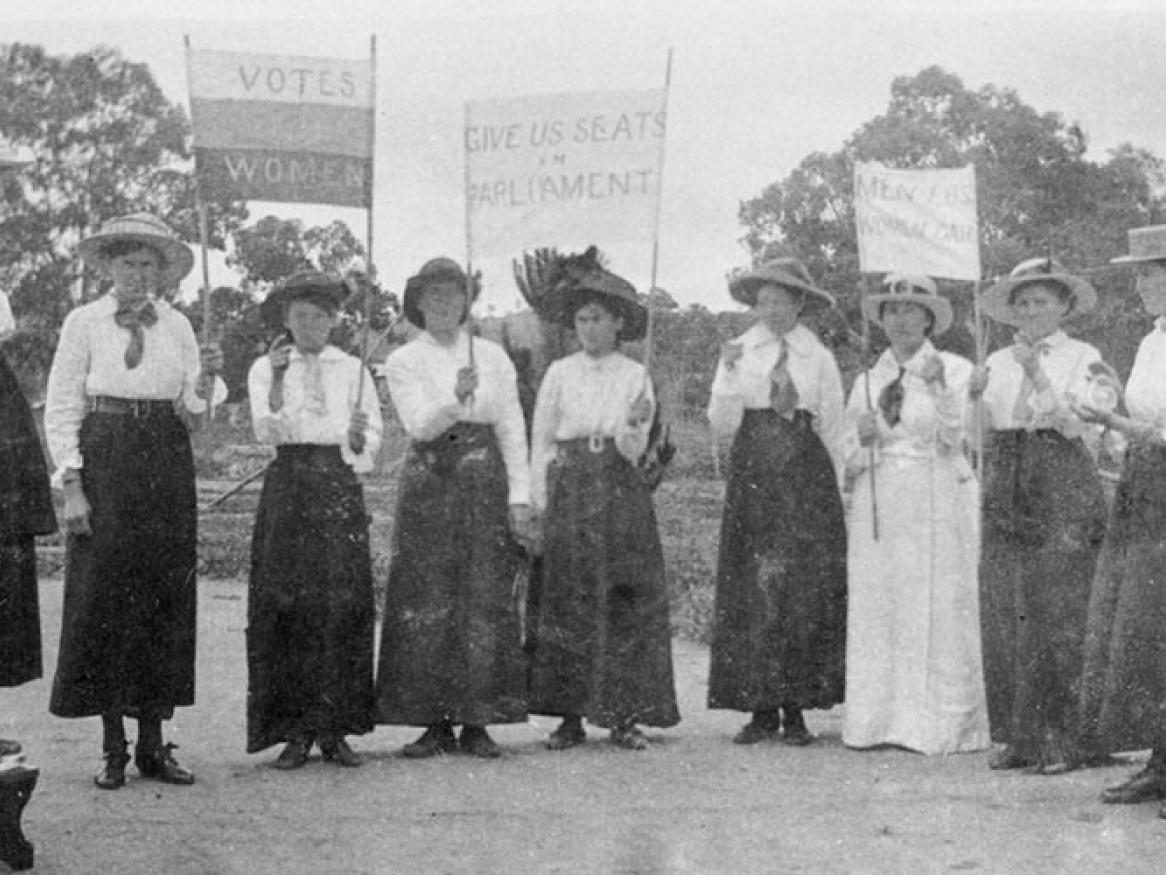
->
[707, 355, 746, 440]
[931, 355, 972, 449]
[814, 346, 846, 479]
[530, 361, 562, 514]
[177, 316, 208, 415]
[44, 308, 90, 487]
[614, 366, 654, 464]
[1030, 344, 1101, 439]
[488, 348, 531, 505]
[842, 368, 876, 476]
[341, 361, 384, 473]
[247, 355, 292, 447]
[384, 346, 463, 441]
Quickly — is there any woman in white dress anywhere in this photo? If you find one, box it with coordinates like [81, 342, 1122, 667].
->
[842, 274, 989, 755]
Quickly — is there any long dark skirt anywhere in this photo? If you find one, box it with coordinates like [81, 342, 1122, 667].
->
[1078, 442, 1166, 757]
[375, 422, 527, 727]
[0, 540, 41, 688]
[708, 409, 847, 713]
[528, 439, 679, 729]
[979, 429, 1107, 763]
[50, 408, 197, 719]
[246, 445, 376, 753]
[0, 356, 54, 688]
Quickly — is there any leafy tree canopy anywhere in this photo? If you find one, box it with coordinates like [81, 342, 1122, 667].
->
[0, 42, 248, 328]
[738, 66, 1166, 377]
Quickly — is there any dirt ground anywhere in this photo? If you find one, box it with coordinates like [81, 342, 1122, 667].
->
[2, 576, 1164, 875]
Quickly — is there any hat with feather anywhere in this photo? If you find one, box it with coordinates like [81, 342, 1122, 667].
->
[538, 246, 648, 342]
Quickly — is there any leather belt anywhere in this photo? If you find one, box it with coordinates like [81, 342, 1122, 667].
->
[87, 396, 174, 418]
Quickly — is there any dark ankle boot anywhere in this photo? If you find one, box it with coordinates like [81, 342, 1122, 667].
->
[94, 743, 130, 790]
[135, 742, 195, 786]
[0, 765, 38, 870]
[781, 705, 813, 746]
[320, 737, 362, 768]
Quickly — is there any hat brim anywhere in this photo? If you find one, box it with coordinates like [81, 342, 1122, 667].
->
[728, 274, 835, 310]
[77, 232, 195, 287]
[980, 273, 1097, 327]
[261, 281, 347, 330]
[543, 286, 647, 342]
[862, 293, 953, 336]
[1110, 253, 1166, 264]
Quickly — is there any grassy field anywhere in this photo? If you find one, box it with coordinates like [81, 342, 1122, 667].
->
[185, 409, 725, 643]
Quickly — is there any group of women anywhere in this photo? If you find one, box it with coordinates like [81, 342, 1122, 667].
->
[2, 212, 1165, 824]
[706, 235, 1166, 821]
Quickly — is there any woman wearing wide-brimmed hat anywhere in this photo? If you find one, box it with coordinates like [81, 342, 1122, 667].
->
[526, 257, 679, 752]
[971, 257, 1109, 774]
[1075, 226, 1166, 816]
[245, 271, 382, 770]
[842, 274, 989, 755]
[374, 257, 533, 759]
[44, 213, 221, 789]
[706, 256, 847, 746]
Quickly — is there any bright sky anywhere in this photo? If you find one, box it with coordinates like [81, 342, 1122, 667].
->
[3, 0, 1165, 312]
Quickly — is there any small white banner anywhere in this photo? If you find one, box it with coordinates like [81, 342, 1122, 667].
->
[854, 162, 981, 281]
[465, 89, 667, 259]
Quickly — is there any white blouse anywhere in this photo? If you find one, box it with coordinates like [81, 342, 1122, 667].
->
[707, 321, 845, 475]
[529, 350, 654, 512]
[248, 345, 383, 474]
[1123, 319, 1166, 439]
[384, 329, 530, 505]
[979, 329, 1100, 438]
[843, 342, 973, 475]
[44, 294, 208, 483]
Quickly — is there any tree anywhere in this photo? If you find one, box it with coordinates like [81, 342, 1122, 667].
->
[739, 66, 1166, 380]
[229, 215, 366, 289]
[0, 42, 247, 329]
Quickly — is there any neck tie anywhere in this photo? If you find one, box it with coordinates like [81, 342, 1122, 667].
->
[878, 367, 907, 427]
[1012, 340, 1051, 426]
[769, 339, 799, 420]
[114, 298, 158, 370]
[303, 354, 329, 417]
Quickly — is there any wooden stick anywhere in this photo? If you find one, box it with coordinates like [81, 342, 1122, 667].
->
[643, 47, 674, 376]
[859, 276, 879, 541]
[356, 34, 378, 411]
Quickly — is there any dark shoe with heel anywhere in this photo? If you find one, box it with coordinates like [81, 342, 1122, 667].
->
[610, 726, 649, 751]
[1100, 767, 1166, 804]
[135, 743, 195, 786]
[94, 747, 130, 791]
[460, 726, 502, 759]
[402, 721, 458, 759]
[546, 719, 586, 751]
[320, 737, 362, 768]
[272, 739, 312, 770]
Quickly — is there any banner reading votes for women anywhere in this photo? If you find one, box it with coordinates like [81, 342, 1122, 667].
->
[465, 89, 667, 258]
[854, 162, 981, 281]
[187, 49, 374, 208]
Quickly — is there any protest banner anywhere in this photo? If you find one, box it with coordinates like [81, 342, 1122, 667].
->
[464, 88, 668, 259]
[853, 162, 980, 281]
[187, 46, 375, 208]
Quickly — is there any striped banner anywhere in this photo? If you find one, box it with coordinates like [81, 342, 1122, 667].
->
[188, 49, 374, 208]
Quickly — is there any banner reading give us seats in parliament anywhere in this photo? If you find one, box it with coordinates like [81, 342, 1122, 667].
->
[465, 89, 668, 259]
[854, 162, 981, 282]
[187, 48, 374, 208]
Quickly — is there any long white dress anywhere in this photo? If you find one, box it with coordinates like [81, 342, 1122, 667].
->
[842, 342, 990, 755]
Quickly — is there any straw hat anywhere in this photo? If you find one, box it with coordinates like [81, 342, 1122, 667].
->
[981, 257, 1096, 327]
[1111, 225, 1166, 265]
[543, 266, 647, 342]
[728, 257, 835, 309]
[862, 273, 953, 336]
[76, 213, 194, 287]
